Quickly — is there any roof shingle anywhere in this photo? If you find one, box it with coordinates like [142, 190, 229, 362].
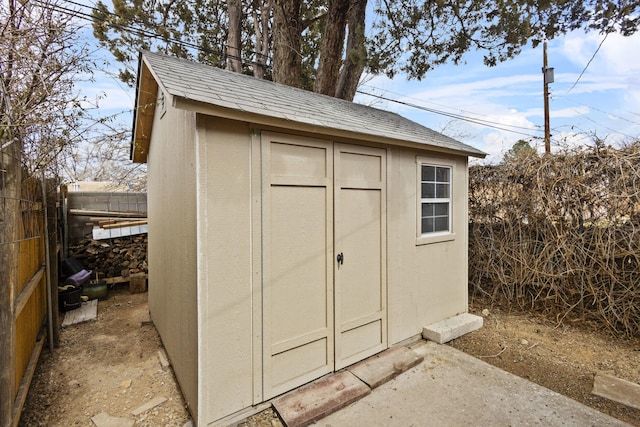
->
[140, 51, 486, 158]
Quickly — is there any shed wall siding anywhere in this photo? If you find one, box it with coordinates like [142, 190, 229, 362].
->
[387, 149, 469, 344]
[147, 103, 199, 417]
[196, 116, 254, 424]
[148, 111, 472, 424]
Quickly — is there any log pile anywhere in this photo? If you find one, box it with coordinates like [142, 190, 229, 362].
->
[68, 236, 148, 279]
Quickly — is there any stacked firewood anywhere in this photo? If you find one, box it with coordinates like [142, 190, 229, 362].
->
[68, 236, 148, 279]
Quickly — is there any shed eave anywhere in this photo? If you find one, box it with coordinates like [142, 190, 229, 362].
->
[172, 96, 487, 159]
[131, 55, 161, 163]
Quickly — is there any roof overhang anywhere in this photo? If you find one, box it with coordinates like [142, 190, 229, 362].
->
[171, 96, 487, 159]
[131, 51, 487, 163]
[131, 54, 158, 163]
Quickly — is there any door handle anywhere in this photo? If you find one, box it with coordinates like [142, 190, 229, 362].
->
[337, 252, 344, 265]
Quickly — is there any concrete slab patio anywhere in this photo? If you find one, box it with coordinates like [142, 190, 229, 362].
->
[271, 340, 631, 427]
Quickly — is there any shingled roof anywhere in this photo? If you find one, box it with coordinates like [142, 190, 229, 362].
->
[132, 51, 486, 162]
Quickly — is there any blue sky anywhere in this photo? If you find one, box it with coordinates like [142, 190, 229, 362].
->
[356, 30, 640, 163]
[78, 8, 640, 165]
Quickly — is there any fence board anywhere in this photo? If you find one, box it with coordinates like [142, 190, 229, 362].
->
[17, 237, 43, 294]
[14, 276, 46, 391]
[14, 267, 44, 319]
[12, 334, 45, 427]
[1, 163, 56, 427]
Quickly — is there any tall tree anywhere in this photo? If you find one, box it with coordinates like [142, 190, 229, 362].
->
[335, 0, 367, 100]
[227, 0, 243, 72]
[504, 139, 538, 163]
[93, 0, 201, 86]
[1, 2, 94, 424]
[369, 0, 640, 79]
[93, 0, 640, 100]
[314, 0, 351, 95]
[1, 0, 93, 176]
[251, 0, 271, 78]
[271, 0, 303, 87]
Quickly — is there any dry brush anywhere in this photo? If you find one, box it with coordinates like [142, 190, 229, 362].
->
[469, 141, 640, 336]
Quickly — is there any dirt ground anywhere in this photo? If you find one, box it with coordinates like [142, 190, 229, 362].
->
[20, 290, 640, 426]
[20, 287, 192, 427]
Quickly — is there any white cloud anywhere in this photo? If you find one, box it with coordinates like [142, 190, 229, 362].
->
[551, 130, 630, 153]
[362, 27, 640, 156]
[573, 32, 640, 75]
[552, 75, 628, 95]
[551, 105, 590, 118]
[426, 75, 535, 97]
[479, 132, 513, 164]
[556, 31, 640, 90]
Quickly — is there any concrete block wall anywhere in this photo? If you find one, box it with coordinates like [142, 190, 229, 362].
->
[67, 192, 147, 244]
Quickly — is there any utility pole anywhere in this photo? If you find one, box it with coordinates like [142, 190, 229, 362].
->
[542, 41, 554, 154]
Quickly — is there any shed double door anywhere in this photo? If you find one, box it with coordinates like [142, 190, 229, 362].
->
[262, 132, 387, 399]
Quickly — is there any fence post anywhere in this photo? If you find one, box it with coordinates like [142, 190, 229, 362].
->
[47, 181, 59, 347]
[0, 142, 21, 427]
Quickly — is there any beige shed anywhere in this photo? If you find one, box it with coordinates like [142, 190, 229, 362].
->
[132, 51, 486, 426]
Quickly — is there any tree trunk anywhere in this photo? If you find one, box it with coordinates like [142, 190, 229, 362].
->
[226, 0, 243, 73]
[335, 0, 367, 101]
[313, 0, 349, 96]
[252, 0, 272, 79]
[272, 0, 303, 88]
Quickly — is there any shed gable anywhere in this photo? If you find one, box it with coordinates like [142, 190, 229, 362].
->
[131, 51, 485, 163]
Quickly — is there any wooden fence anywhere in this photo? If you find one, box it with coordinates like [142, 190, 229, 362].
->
[0, 154, 58, 427]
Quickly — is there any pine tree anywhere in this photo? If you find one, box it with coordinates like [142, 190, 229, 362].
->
[92, 0, 640, 101]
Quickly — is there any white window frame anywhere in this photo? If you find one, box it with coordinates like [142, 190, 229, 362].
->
[416, 157, 456, 245]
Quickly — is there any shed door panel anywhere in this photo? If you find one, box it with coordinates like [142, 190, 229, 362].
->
[334, 144, 387, 369]
[262, 135, 387, 399]
[262, 134, 334, 399]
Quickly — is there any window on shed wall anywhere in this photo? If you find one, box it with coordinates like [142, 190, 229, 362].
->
[420, 164, 451, 234]
[416, 158, 456, 245]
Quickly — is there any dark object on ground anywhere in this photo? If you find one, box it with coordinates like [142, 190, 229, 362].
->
[61, 257, 85, 277]
[58, 286, 82, 311]
[82, 281, 108, 300]
[64, 269, 92, 286]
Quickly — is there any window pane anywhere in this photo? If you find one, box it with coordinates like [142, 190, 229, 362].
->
[422, 217, 434, 233]
[422, 183, 435, 198]
[436, 183, 449, 198]
[434, 202, 449, 216]
[434, 216, 449, 232]
[419, 164, 452, 236]
[422, 203, 434, 217]
[436, 167, 450, 182]
[422, 165, 435, 181]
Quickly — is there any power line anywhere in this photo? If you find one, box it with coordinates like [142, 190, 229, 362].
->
[33, 0, 269, 68]
[553, 98, 640, 139]
[36, 0, 221, 55]
[356, 89, 544, 138]
[29, 0, 639, 144]
[50, 0, 539, 140]
[563, 32, 609, 95]
[359, 84, 543, 132]
[560, 100, 640, 128]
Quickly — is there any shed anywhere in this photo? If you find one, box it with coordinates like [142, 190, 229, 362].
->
[132, 51, 486, 426]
